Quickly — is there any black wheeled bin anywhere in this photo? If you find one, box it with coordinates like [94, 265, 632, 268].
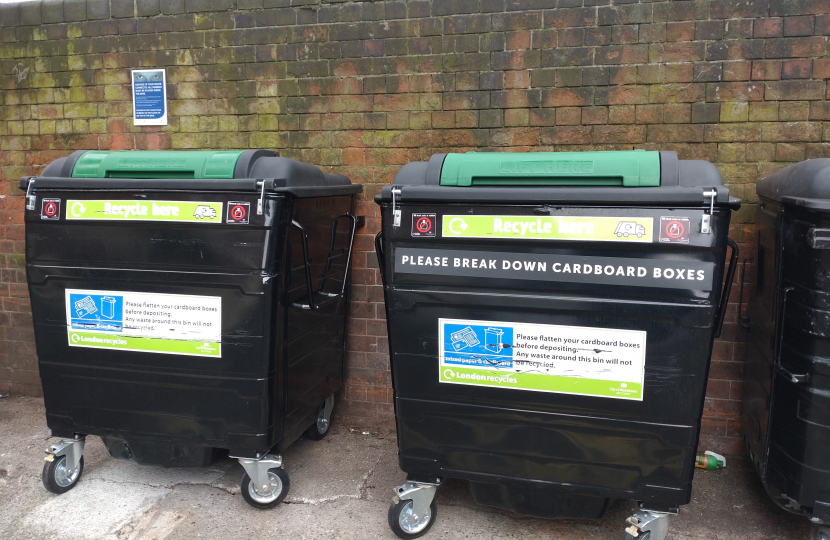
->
[741, 160, 830, 539]
[19, 149, 361, 508]
[375, 151, 740, 539]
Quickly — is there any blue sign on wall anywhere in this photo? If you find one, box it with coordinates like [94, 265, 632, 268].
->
[132, 69, 167, 126]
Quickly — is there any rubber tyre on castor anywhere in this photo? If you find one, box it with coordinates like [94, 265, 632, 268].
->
[240, 467, 290, 509]
[625, 531, 651, 540]
[388, 498, 437, 539]
[306, 405, 331, 441]
[813, 525, 830, 540]
[42, 455, 84, 494]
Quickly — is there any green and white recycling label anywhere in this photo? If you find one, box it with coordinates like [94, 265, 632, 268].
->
[66, 200, 223, 223]
[66, 289, 221, 357]
[439, 318, 646, 400]
[442, 215, 653, 242]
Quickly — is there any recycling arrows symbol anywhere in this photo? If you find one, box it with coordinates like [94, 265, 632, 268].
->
[70, 201, 86, 217]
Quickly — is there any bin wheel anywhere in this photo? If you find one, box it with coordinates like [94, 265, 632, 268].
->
[813, 524, 830, 540]
[306, 406, 331, 441]
[241, 467, 290, 509]
[42, 455, 84, 494]
[624, 532, 651, 540]
[388, 498, 437, 539]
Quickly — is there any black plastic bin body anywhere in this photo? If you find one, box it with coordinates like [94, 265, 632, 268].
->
[21, 149, 361, 466]
[742, 159, 830, 525]
[376, 151, 739, 518]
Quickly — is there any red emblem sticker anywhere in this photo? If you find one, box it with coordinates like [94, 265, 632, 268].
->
[41, 198, 60, 220]
[411, 213, 436, 237]
[659, 216, 690, 243]
[226, 201, 250, 224]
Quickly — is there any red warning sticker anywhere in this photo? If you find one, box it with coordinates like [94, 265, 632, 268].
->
[659, 216, 690, 243]
[41, 198, 60, 220]
[411, 213, 436, 237]
[226, 201, 250, 224]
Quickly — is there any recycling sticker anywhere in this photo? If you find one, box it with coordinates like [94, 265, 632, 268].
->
[439, 318, 647, 400]
[65, 289, 222, 357]
[66, 200, 223, 224]
[442, 215, 653, 243]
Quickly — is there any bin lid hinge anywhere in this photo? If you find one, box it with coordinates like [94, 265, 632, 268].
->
[256, 179, 267, 215]
[391, 187, 402, 228]
[25, 179, 36, 210]
[701, 189, 717, 234]
[255, 178, 278, 215]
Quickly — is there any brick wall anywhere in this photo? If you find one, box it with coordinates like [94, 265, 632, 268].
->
[2, 0, 828, 455]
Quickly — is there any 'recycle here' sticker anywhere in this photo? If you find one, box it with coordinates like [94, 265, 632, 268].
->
[65, 200, 223, 223]
[65, 289, 221, 357]
[439, 318, 646, 400]
[441, 215, 653, 242]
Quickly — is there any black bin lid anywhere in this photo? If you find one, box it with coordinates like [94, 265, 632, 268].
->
[378, 151, 740, 208]
[20, 150, 361, 198]
[756, 158, 830, 210]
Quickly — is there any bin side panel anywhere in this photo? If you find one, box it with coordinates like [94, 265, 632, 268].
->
[760, 206, 830, 513]
[743, 201, 781, 481]
[282, 196, 353, 444]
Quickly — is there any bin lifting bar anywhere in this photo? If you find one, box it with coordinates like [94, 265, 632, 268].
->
[701, 189, 717, 234]
[391, 187, 402, 228]
[289, 213, 358, 310]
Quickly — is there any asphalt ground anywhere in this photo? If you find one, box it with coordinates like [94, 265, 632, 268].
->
[0, 396, 816, 540]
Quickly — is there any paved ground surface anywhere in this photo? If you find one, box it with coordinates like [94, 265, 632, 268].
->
[0, 396, 817, 540]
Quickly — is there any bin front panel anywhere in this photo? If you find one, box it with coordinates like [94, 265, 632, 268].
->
[381, 202, 731, 508]
[25, 190, 286, 456]
[26, 191, 273, 271]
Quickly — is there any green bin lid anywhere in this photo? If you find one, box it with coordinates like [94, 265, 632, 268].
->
[439, 150, 660, 187]
[72, 150, 245, 179]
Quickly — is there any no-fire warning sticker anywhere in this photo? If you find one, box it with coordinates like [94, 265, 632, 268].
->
[226, 201, 250, 225]
[41, 198, 60, 220]
[411, 213, 436, 237]
[659, 216, 690, 244]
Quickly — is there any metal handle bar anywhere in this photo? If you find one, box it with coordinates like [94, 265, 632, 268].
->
[737, 257, 753, 330]
[714, 238, 739, 338]
[774, 287, 810, 384]
[289, 213, 358, 310]
[374, 231, 386, 288]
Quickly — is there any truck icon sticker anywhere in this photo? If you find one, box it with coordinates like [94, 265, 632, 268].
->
[614, 221, 646, 238]
[193, 205, 217, 219]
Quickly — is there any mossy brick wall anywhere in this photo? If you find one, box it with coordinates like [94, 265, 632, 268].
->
[2, 0, 830, 454]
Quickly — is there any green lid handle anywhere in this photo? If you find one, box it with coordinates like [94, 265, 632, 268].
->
[439, 151, 661, 187]
[72, 150, 245, 179]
